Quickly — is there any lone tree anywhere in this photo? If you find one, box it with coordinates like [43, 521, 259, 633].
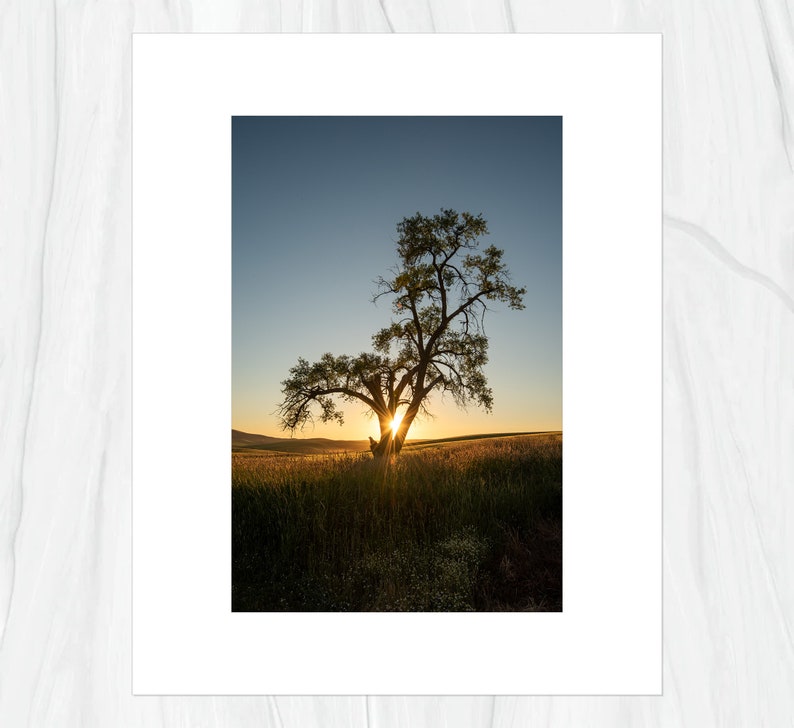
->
[277, 209, 526, 458]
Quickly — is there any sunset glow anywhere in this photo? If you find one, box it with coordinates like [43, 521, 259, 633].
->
[232, 117, 561, 440]
[390, 412, 404, 438]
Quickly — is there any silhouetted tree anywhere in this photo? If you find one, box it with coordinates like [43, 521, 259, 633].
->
[277, 209, 526, 458]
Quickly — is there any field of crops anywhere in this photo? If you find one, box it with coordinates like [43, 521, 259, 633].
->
[232, 433, 562, 611]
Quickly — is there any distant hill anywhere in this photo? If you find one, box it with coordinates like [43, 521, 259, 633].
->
[400, 431, 559, 451]
[232, 429, 371, 454]
[231, 430, 283, 448]
[232, 428, 560, 455]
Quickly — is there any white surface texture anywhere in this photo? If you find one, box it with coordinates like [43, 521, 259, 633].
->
[132, 34, 660, 696]
[0, 1, 792, 727]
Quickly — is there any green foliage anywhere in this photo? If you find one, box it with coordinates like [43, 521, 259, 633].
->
[232, 434, 562, 611]
[342, 527, 490, 611]
[276, 210, 527, 451]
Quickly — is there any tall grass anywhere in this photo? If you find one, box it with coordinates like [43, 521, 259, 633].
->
[232, 434, 562, 611]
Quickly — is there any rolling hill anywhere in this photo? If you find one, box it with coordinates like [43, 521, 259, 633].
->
[232, 429, 371, 454]
[232, 428, 559, 455]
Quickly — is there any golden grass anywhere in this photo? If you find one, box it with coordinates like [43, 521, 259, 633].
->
[232, 433, 562, 612]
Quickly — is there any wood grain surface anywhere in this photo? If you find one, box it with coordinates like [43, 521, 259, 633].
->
[2, 1, 793, 725]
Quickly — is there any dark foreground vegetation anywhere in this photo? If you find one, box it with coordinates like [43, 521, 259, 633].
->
[232, 433, 562, 611]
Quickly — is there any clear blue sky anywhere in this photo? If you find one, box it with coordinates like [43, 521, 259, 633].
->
[232, 116, 561, 440]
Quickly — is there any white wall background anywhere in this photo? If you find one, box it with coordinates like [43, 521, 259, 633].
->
[1, 1, 792, 725]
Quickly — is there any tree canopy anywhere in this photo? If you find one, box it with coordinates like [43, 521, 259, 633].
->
[277, 209, 526, 457]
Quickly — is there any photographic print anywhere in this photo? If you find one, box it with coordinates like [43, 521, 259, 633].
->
[135, 35, 659, 692]
[231, 117, 562, 612]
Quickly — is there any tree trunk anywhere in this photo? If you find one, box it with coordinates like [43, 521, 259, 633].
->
[368, 408, 418, 459]
[369, 417, 396, 459]
[369, 433, 395, 459]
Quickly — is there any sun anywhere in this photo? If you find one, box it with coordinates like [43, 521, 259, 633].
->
[390, 411, 404, 438]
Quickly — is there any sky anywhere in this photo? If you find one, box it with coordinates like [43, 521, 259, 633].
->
[232, 117, 561, 441]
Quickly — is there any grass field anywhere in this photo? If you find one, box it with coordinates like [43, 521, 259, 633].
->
[232, 432, 562, 612]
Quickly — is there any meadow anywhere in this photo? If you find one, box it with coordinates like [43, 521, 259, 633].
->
[232, 433, 562, 612]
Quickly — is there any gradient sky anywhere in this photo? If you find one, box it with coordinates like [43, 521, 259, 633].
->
[232, 117, 561, 440]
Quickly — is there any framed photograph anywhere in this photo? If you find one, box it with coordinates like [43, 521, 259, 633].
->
[133, 34, 661, 695]
[231, 116, 563, 614]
